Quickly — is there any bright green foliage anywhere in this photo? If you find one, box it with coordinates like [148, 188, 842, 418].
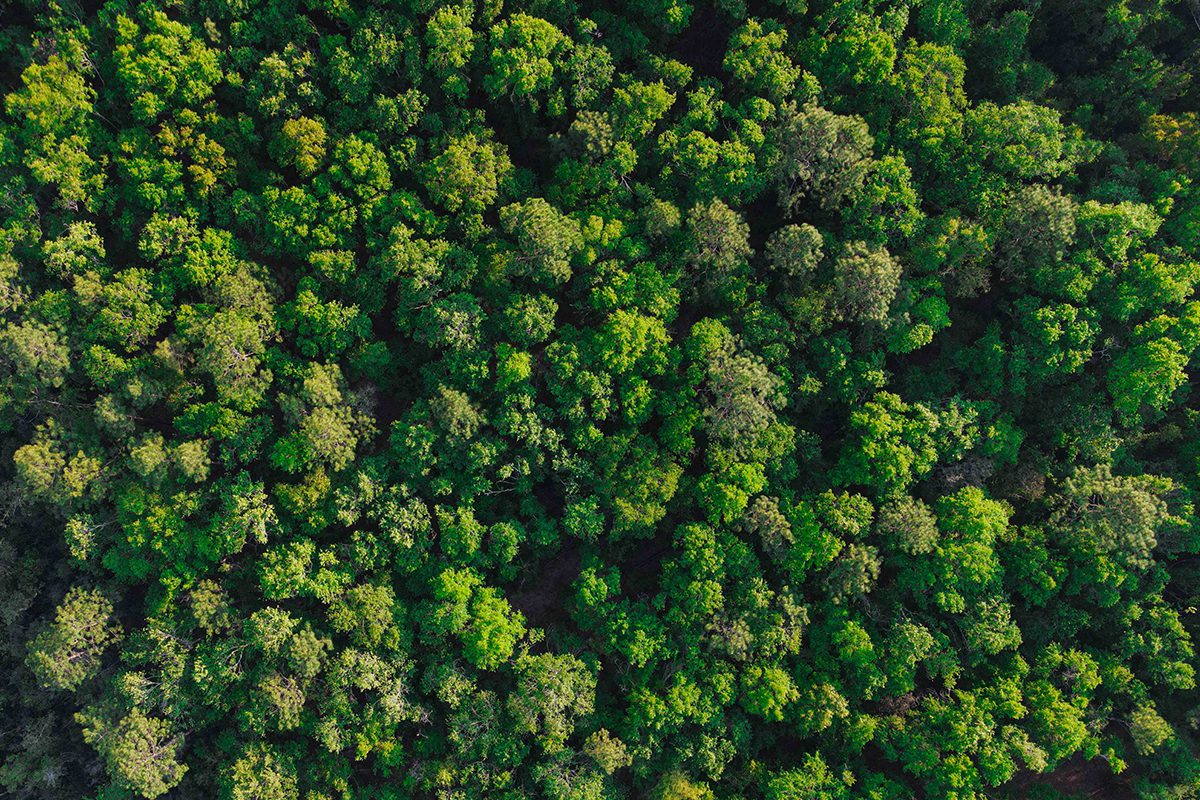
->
[423, 131, 512, 216]
[426, 5, 475, 98]
[5, 31, 104, 210]
[426, 568, 526, 670]
[1108, 336, 1189, 423]
[2, 1, 1200, 799]
[833, 392, 938, 495]
[652, 771, 715, 800]
[1130, 703, 1173, 756]
[724, 19, 800, 102]
[688, 318, 783, 457]
[769, 102, 873, 213]
[501, 197, 583, 284]
[113, 7, 221, 123]
[740, 664, 798, 721]
[485, 14, 569, 112]
[271, 117, 327, 177]
[223, 743, 298, 800]
[764, 753, 850, 800]
[509, 653, 596, 752]
[25, 588, 120, 691]
[78, 708, 187, 798]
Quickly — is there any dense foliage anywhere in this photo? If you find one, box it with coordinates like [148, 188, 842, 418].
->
[3, 0, 1200, 798]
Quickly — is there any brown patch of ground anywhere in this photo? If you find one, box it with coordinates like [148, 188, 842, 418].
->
[508, 542, 582, 628]
[1008, 754, 1136, 799]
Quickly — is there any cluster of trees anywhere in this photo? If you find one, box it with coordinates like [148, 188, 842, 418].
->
[1, 0, 1200, 798]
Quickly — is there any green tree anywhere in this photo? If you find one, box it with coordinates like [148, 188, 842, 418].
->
[501, 197, 583, 284]
[1130, 703, 1173, 756]
[769, 102, 873, 213]
[113, 7, 221, 122]
[687, 318, 783, 457]
[724, 19, 801, 102]
[485, 13, 569, 112]
[764, 753, 850, 800]
[423, 131, 512, 217]
[426, 568, 526, 670]
[766, 223, 823, 280]
[223, 743, 298, 800]
[685, 198, 752, 293]
[5, 31, 104, 209]
[833, 392, 938, 495]
[26, 588, 121, 691]
[79, 708, 187, 799]
[832, 241, 902, 323]
[1108, 336, 1189, 422]
[741, 665, 799, 721]
[426, 4, 476, 98]
[271, 117, 327, 177]
[509, 653, 596, 752]
[1052, 465, 1174, 569]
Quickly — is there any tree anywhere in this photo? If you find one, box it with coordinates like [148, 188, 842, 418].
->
[502, 293, 559, 346]
[685, 198, 752, 290]
[566, 33, 614, 109]
[584, 729, 632, 774]
[1108, 336, 1189, 422]
[485, 14, 569, 112]
[271, 117, 327, 176]
[79, 708, 187, 799]
[741, 665, 799, 721]
[824, 542, 881, 603]
[687, 318, 783, 457]
[725, 19, 801, 102]
[740, 495, 794, 556]
[993, 184, 1077, 280]
[272, 363, 373, 474]
[26, 588, 121, 691]
[329, 134, 391, 208]
[5, 31, 104, 210]
[426, 5, 475, 98]
[611, 79, 676, 140]
[768, 102, 874, 213]
[430, 385, 484, 443]
[1052, 465, 1173, 569]
[0, 322, 71, 398]
[113, 7, 222, 122]
[426, 568, 526, 670]
[832, 241, 902, 323]
[14, 423, 104, 505]
[833, 392, 939, 495]
[223, 743, 298, 800]
[965, 100, 1083, 182]
[652, 772, 716, 800]
[875, 496, 939, 554]
[1130, 703, 1173, 756]
[328, 583, 401, 650]
[501, 197, 583, 284]
[423, 132, 512, 217]
[764, 753, 850, 800]
[766, 224, 823, 280]
[1010, 299, 1096, 384]
[890, 42, 966, 179]
[509, 653, 596, 752]
[898, 487, 1011, 614]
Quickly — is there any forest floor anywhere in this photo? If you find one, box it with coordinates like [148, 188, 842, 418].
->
[1011, 754, 1136, 799]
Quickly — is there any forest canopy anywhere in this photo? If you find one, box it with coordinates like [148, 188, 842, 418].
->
[2, 0, 1200, 798]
